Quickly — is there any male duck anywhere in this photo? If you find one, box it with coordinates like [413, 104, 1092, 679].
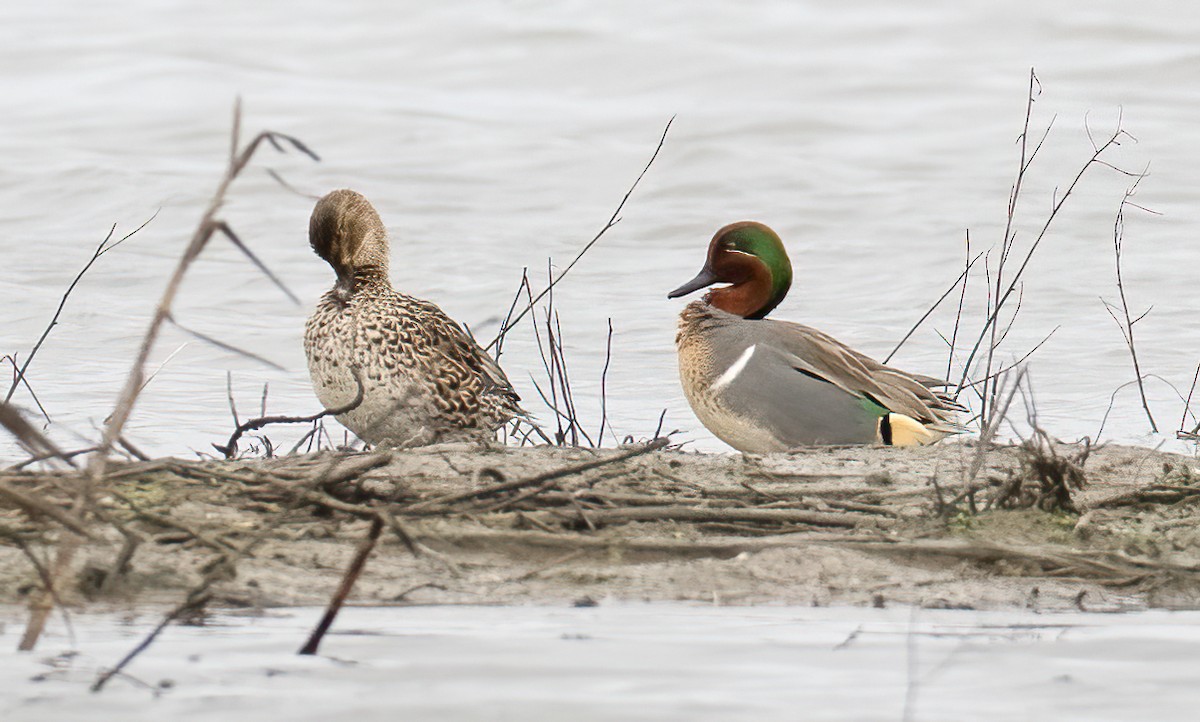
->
[669, 221, 963, 453]
[304, 189, 524, 447]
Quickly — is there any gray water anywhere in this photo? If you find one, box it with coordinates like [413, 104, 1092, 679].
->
[3, 7, 1200, 716]
[1, 1, 1199, 459]
[4, 604, 1200, 721]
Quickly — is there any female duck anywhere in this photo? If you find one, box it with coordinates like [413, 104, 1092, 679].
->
[304, 189, 524, 447]
[669, 222, 962, 453]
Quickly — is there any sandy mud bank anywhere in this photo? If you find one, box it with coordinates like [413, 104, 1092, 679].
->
[3, 441, 1199, 615]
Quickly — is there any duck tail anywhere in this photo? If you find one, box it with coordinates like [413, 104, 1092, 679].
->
[879, 412, 953, 446]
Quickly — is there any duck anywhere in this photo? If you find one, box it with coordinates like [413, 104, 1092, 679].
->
[668, 221, 963, 453]
[304, 189, 525, 447]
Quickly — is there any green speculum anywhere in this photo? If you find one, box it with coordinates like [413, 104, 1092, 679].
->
[857, 394, 891, 418]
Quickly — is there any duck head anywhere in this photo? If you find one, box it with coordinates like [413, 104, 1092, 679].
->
[668, 221, 792, 319]
[310, 189, 390, 300]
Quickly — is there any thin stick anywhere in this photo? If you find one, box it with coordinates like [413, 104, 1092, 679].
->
[8, 445, 97, 471]
[21, 100, 318, 654]
[96, 100, 317, 467]
[14, 539, 75, 647]
[215, 373, 364, 458]
[550, 309, 593, 446]
[91, 455, 348, 690]
[486, 117, 673, 351]
[225, 371, 240, 428]
[964, 367, 1026, 489]
[0, 482, 94, 537]
[1181, 362, 1200, 435]
[91, 602, 193, 692]
[1097, 373, 1193, 443]
[1102, 170, 1158, 432]
[956, 95, 1132, 418]
[653, 410, 669, 440]
[492, 268, 530, 361]
[528, 505, 871, 528]
[298, 517, 385, 655]
[0, 403, 73, 467]
[885, 249, 983, 364]
[979, 68, 1042, 425]
[406, 437, 668, 512]
[946, 230, 972, 382]
[1, 354, 50, 423]
[166, 315, 285, 372]
[954, 326, 1059, 396]
[597, 318, 614, 444]
[4, 213, 158, 410]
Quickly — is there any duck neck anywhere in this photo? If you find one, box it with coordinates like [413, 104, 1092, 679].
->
[333, 264, 390, 301]
[706, 255, 787, 319]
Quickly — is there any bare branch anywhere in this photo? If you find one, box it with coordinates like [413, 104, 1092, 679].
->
[1181, 362, 1200, 436]
[165, 314, 286, 372]
[1104, 170, 1158, 432]
[598, 318, 614, 444]
[213, 221, 300, 304]
[17, 100, 319, 654]
[4, 212, 158, 409]
[215, 371, 364, 458]
[487, 116, 673, 351]
[298, 517, 384, 655]
[956, 85, 1133, 427]
[0, 403, 74, 467]
[886, 249, 984, 364]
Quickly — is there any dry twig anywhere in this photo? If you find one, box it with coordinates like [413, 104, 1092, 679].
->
[90, 454, 367, 691]
[1180, 362, 1200, 441]
[18, 100, 318, 653]
[4, 214, 158, 419]
[404, 437, 669, 513]
[299, 517, 384, 655]
[215, 372, 364, 459]
[1101, 170, 1159, 432]
[953, 70, 1137, 430]
[486, 116, 672, 351]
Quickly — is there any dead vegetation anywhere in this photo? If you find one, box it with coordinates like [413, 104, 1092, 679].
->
[1, 101, 319, 658]
[0, 106, 679, 676]
[1180, 362, 1200, 442]
[2, 72, 1200, 693]
[4, 443, 1200, 613]
[995, 431, 1091, 513]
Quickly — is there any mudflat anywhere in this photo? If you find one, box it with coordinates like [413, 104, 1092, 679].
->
[2, 441, 1199, 614]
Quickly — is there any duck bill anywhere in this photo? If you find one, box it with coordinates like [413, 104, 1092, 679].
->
[668, 267, 720, 299]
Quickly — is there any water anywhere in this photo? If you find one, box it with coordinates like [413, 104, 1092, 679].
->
[3, 605, 1200, 720]
[2, 1, 1199, 459]
[3, 5, 1200, 713]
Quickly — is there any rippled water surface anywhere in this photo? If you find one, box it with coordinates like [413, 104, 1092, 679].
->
[3, 4, 1200, 716]
[2, 2, 1199, 455]
[4, 605, 1200, 721]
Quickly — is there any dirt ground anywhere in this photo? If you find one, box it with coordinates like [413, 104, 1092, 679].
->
[3, 439, 1200, 615]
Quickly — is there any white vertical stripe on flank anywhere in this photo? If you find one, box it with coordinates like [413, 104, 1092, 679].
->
[711, 344, 757, 392]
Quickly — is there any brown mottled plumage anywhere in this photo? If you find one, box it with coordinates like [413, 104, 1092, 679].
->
[304, 189, 523, 447]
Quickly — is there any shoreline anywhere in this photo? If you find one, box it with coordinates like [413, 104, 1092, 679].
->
[4, 440, 1199, 616]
